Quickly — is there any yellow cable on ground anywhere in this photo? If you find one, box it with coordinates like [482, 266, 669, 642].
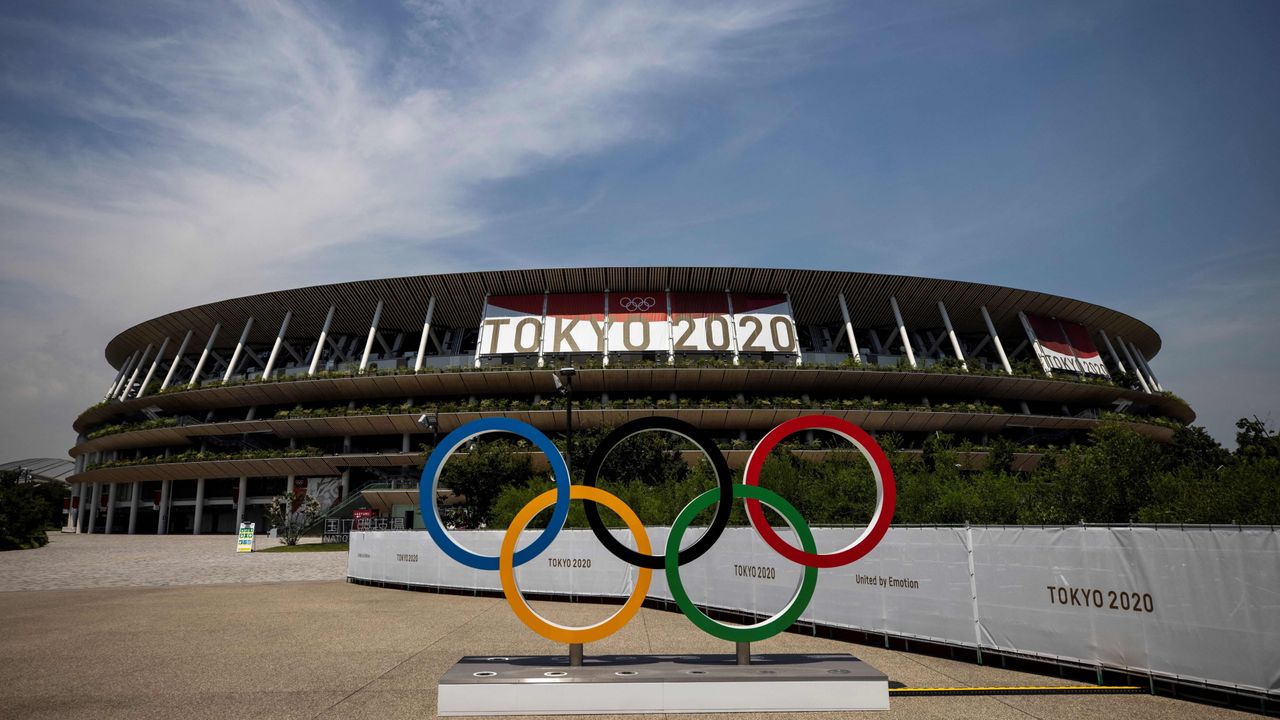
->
[892, 685, 1143, 696]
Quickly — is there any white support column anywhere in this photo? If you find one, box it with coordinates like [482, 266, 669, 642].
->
[938, 301, 968, 371]
[980, 306, 1013, 375]
[1131, 345, 1163, 392]
[72, 483, 82, 532]
[889, 296, 917, 368]
[104, 354, 133, 399]
[157, 479, 172, 535]
[602, 291, 611, 367]
[193, 478, 206, 535]
[473, 293, 489, 369]
[104, 483, 118, 534]
[235, 477, 248, 528]
[785, 291, 803, 366]
[1117, 337, 1153, 393]
[412, 298, 435, 372]
[127, 481, 140, 534]
[112, 350, 142, 398]
[725, 290, 741, 366]
[83, 476, 97, 532]
[536, 292, 549, 368]
[87, 482, 100, 534]
[665, 290, 677, 365]
[119, 344, 154, 400]
[1017, 312, 1053, 377]
[222, 317, 255, 383]
[189, 323, 221, 388]
[261, 311, 293, 381]
[359, 299, 384, 372]
[340, 470, 350, 504]
[160, 330, 194, 391]
[1097, 329, 1128, 374]
[66, 483, 81, 532]
[308, 305, 337, 375]
[837, 292, 862, 364]
[135, 336, 171, 399]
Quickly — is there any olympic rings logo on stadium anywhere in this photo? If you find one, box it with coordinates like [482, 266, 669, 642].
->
[419, 415, 896, 644]
[618, 296, 657, 312]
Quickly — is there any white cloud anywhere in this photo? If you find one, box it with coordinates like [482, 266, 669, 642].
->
[0, 0, 815, 457]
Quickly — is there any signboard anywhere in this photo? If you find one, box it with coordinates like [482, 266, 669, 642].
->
[1025, 313, 1110, 377]
[236, 522, 255, 553]
[478, 291, 798, 357]
[350, 525, 1280, 695]
[729, 293, 799, 353]
[608, 293, 669, 352]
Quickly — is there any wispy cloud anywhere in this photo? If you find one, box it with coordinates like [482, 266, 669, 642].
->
[0, 0, 816, 456]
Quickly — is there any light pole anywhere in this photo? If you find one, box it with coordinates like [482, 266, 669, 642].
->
[417, 411, 440, 449]
[552, 365, 580, 666]
[553, 367, 576, 477]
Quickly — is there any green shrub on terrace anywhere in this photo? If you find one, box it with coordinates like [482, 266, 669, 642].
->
[85, 446, 324, 472]
[86, 417, 179, 440]
[270, 395, 1006, 419]
[1098, 411, 1185, 430]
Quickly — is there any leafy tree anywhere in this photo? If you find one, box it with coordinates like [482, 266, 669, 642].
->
[264, 493, 320, 545]
[0, 470, 55, 550]
[1236, 416, 1280, 460]
[441, 438, 537, 528]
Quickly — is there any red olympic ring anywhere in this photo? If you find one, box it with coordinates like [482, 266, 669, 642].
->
[742, 415, 896, 569]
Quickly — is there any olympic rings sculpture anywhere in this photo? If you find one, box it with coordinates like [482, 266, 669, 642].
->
[419, 414, 895, 645]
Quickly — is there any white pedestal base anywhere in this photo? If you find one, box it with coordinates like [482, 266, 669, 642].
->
[438, 653, 889, 716]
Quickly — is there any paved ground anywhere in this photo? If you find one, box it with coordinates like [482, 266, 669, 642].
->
[0, 533, 345, 591]
[0, 534, 1260, 720]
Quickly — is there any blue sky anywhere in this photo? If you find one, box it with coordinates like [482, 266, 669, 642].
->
[0, 0, 1276, 458]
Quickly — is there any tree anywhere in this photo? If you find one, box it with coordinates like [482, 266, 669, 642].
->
[263, 493, 320, 545]
[0, 470, 54, 550]
[441, 439, 537, 528]
[1236, 416, 1280, 460]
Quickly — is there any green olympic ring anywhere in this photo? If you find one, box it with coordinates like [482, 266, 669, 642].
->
[665, 483, 819, 643]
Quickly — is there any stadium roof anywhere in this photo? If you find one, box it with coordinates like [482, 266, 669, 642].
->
[103, 267, 1163, 367]
[1, 458, 74, 483]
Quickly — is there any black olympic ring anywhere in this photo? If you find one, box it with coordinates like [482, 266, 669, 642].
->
[582, 416, 733, 570]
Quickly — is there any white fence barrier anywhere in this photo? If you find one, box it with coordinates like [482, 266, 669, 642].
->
[348, 526, 1280, 696]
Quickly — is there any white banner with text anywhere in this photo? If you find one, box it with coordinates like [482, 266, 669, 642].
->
[349, 525, 1280, 695]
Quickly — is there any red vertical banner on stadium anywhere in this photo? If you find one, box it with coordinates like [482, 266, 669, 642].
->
[671, 292, 733, 352]
[541, 293, 606, 354]
[1026, 314, 1110, 377]
[291, 477, 308, 511]
[730, 293, 799, 353]
[1060, 321, 1109, 376]
[606, 292, 669, 353]
[479, 295, 545, 355]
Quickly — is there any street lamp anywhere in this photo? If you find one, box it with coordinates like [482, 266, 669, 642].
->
[553, 367, 576, 476]
[418, 411, 440, 449]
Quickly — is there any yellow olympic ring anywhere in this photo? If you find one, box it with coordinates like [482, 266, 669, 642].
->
[499, 486, 652, 644]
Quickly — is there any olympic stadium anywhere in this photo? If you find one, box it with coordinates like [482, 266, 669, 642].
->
[64, 267, 1191, 536]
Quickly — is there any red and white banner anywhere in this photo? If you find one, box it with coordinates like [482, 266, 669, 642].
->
[479, 295, 545, 355]
[730, 293, 798, 353]
[607, 293, 669, 352]
[480, 292, 799, 357]
[1025, 314, 1109, 377]
[542, 293, 606, 354]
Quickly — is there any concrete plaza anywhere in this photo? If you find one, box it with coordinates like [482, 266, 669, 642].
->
[0, 534, 1259, 719]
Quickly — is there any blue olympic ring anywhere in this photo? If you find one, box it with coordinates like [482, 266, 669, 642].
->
[418, 417, 571, 570]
